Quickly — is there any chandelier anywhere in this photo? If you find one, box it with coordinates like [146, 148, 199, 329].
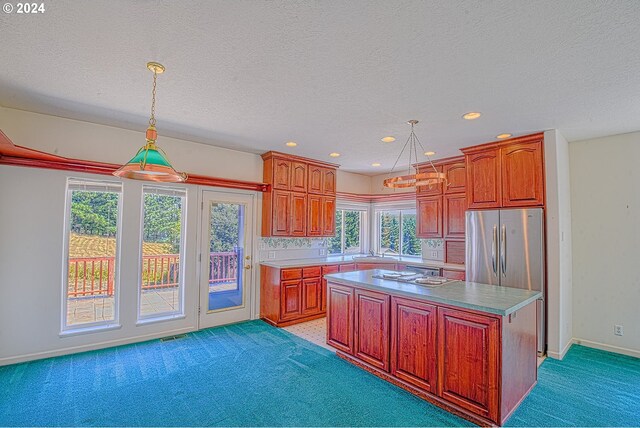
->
[383, 120, 445, 188]
[113, 62, 187, 182]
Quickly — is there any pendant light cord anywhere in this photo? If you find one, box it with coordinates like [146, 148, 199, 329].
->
[149, 70, 157, 126]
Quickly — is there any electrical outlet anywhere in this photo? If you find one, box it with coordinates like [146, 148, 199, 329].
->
[614, 325, 624, 336]
[319, 249, 326, 256]
[431, 251, 438, 258]
[268, 251, 276, 259]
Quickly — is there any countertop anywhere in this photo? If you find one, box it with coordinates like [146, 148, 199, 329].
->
[260, 255, 465, 271]
[324, 269, 541, 316]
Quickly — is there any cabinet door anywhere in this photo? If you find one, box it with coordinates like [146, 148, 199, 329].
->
[445, 240, 465, 265]
[466, 149, 501, 209]
[339, 263, 356, 272]
[321, 265, 340, 312]
[308, 165, 324, 194]
[302, 277, 322, 315]
[354, 262, 397, 271]
[444, 194, 466, 239]
[416, 165, 443, 195]
[501, 141, 544, 207]
[354, 289, 390, 371]
[443, 161, 466, 194]
[322, 197, 336, 236]
[307, 194, 323, 236]
[391, 297, 437, 392]
[290, 161, 308, 193]
[437, 307, 500, 422]
[417, 196, 443, 238]
[290, 193, 307, 236]
[271, 190, 291, 236]
[327, 283, 354, 354]
[442, 269, 465, 280]
[323, 168, 337, 195]
[273, 158, 291, 190]
[280, 279, 302, 320]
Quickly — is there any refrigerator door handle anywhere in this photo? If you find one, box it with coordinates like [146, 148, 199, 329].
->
[492, 225, 498, 274]
[501, 224, 507, 275]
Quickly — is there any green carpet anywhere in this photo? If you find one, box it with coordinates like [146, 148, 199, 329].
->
[0, 320, 638, 427]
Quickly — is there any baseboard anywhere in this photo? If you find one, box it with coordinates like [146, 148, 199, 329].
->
[547, 338, 573, 360]
[573, 338, 640, 359]
[0, 325, 197, 366]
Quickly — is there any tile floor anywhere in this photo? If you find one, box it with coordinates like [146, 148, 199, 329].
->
[282, 317, 334, 351]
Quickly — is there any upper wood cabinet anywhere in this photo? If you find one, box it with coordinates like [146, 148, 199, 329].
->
[291, 162, 308, 192]
[416, 165, 443, 195]
[501, 140, 544, 207]
[465, 149, 502, 209]
[261, 152, 338, 236]
[443, 194, 466, 239]
[417, 196, 443, 238]
[462, 134, 545, 209]
[443, 161, 466, 194]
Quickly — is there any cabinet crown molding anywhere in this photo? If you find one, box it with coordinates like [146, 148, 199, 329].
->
[261, 151, 340, 169]
[460, 132, 544, 155]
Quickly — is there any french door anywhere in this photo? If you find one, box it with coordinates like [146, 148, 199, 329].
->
[199, 190, 254, 329]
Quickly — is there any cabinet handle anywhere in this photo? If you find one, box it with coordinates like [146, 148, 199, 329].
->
[501, 224, 507, 275]
[492, 225, 498, 275]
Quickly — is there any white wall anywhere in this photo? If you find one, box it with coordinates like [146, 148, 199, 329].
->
[570, 131, 640, 357]
[544, 130, 573, 359]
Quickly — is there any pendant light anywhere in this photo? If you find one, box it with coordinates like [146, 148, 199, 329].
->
[113, 62, 187, 182]
[383, 120, 445, 188]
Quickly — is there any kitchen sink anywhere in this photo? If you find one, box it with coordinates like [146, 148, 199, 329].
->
[351, 255, 399, 262]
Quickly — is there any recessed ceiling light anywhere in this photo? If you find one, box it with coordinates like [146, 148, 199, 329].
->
[381, 136, 396, 143]
[424, 151, 436, 156]
[329, 152, 340, 157]
[285, 141, 297, 147]
[462, 112, 482, 120]
[372, 162, 381, 167]
[496, 133, 512, 139]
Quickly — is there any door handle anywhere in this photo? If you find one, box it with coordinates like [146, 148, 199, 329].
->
[501, 224, 507, 275]
[492, 225, 498, 275]
[244, 264, 251, 270]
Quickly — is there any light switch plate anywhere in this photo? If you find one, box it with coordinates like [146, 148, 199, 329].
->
[319, 249, 326, 256]
[268, 251, 276, 259]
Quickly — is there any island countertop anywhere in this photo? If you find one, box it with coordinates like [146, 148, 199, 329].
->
[324, 269, 541, 316]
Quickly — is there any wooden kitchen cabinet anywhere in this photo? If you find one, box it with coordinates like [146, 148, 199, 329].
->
[321, 265, 340, 311]
[302, 277, 322, 315]
[416, 165, 443, 195]
[443, 161, 466, 194]
[354, 289, 390, 371]
[390, 297, 437, 392]
[501, 140, 544, 207]
[339, 263, 356, 272]
[465, 149, 502, 209]
[354, 262, 396, 271]
[327, 283, 354, 354]
[291, 161, 308, 192]
[443, 194, 466, 239]
[462, 133, 545, 210]
[417, 196, 443, 238]
[262, 152, 338, 237]
[437, 307, 500, 422]
[445, 240, 465, 265]
[290, 193, 307, 236]
[441, 269, 465, 280]
[280, 279, 302, 320]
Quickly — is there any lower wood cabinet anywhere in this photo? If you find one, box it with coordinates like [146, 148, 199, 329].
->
[326, 283, 354, 354]
[321, 265, 340, 311]
[354, 289, 390, 371]
[280, 279, 302, 320]
[354, 262, 396, 271]
[437, 307, 500, 422]
[390, 297, 437, 393]
[302, 277, 322, 315]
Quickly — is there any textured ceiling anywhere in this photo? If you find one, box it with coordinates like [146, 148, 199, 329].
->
[1, 0, 639, 174]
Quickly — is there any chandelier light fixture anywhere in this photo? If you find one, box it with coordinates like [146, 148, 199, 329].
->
[383, 120, 445, 188]
[113, 62, 187, 182]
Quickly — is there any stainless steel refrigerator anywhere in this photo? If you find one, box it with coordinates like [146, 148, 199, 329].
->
[465, 208, 545, 355]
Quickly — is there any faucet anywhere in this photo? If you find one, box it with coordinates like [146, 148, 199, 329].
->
[381, 248, 399, 258]
[368, 250, 375, 256]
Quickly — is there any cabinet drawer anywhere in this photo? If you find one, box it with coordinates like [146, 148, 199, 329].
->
[322, 265, 340, 274]
[339, 263, 356, 272]
[303, 266, 321, 278]
[281, 268, 302, 280]
[442, 269, 465, 280]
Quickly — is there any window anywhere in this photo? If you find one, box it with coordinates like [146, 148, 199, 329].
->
[63, 179, 122, 330]
[139, 186, 186, 320]
[377, 209, 420, 256]
[329, 209, 364, 255]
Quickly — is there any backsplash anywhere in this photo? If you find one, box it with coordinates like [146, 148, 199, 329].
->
[421, 239, 444, 262]
[258, 237, 329, 261]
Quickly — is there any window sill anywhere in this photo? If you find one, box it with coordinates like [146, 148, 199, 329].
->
[136, 313, 185, 327]
[59, 323, 122, 338]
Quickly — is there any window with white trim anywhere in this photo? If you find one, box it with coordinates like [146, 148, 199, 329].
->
[376, 209, 420, 256]
[63, 179, 122, 331]
[138, 186, 186, 320]
[329, 209, 366, 255]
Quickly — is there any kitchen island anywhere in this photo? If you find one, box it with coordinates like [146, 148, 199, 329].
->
[324, 269, 541, 427]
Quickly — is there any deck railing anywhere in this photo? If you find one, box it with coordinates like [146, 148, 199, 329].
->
[67, 251, 238, 297]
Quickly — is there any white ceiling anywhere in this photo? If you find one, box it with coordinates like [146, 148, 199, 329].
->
[1, 0, 639, 174]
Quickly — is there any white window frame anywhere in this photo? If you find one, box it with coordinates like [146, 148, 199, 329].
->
[372, 200, 420, 257]
[329, 200, 370, 255]
[137, 185, 187, 323]
[60, 178, 123, 335]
